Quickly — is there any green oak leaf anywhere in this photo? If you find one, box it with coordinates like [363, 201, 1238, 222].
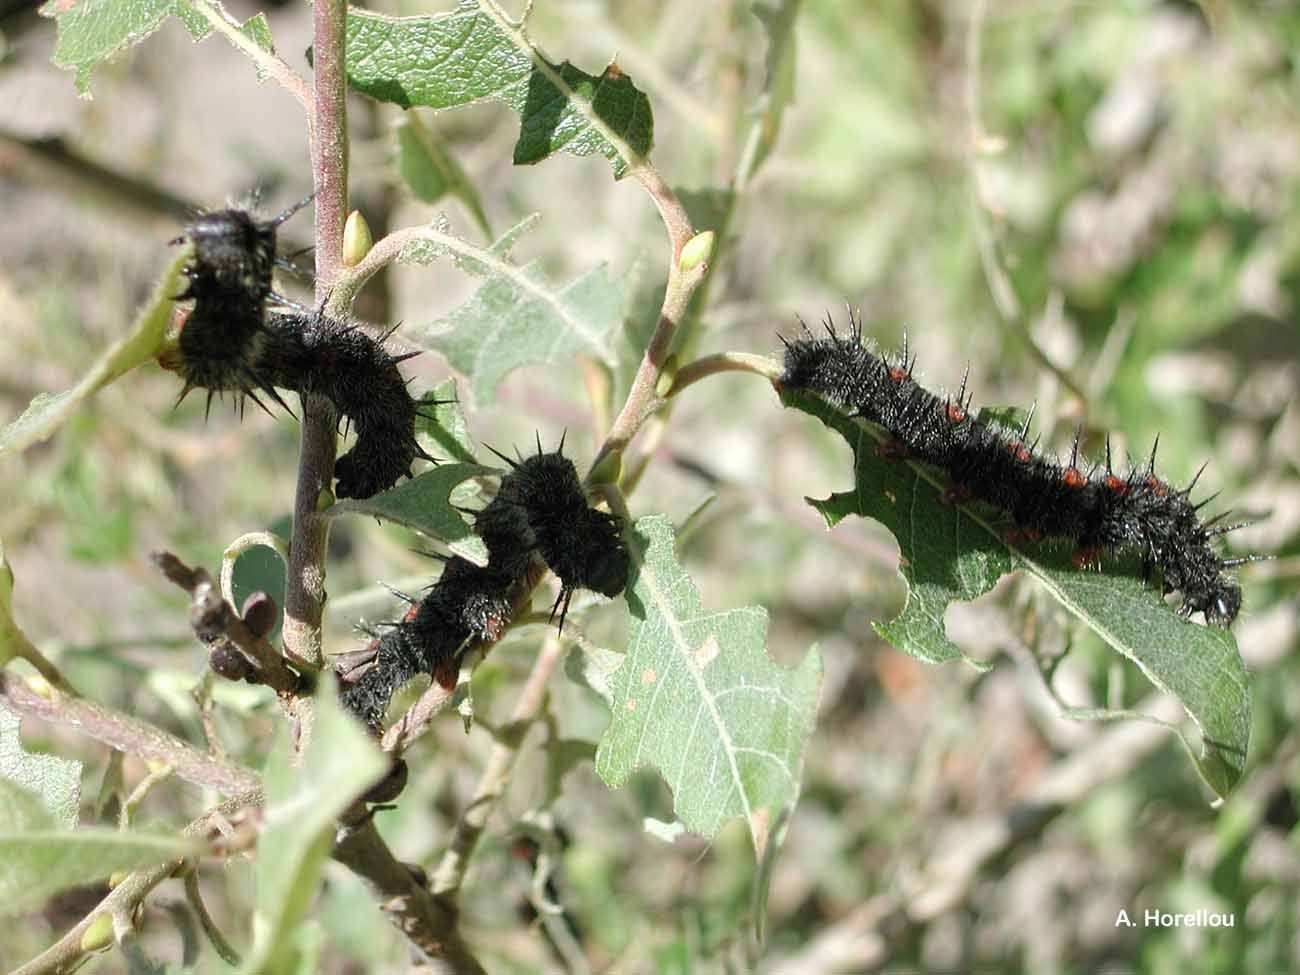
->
[595, 516, 821, 856]
[344, 0, 653, 177]
[40, 0, 274, 95]
[1, 704, 81, 830]
[783, 387, 1251, 796]
[395, 217, 626, 406]
[324, 463, 495, 565]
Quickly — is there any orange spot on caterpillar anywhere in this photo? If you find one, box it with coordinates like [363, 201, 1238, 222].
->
[775, 319, 1250, 627]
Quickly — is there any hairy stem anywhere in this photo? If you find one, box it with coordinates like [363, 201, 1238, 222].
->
[282, 0, 350, 678]
[312, 0, 350, 291]
[590, 162, 706, 475]
[0, 672, 259, 794]
[333, 816, 486, 975]
[667, 351, 782, 397]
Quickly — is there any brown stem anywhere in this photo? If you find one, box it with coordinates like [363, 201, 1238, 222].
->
[667, 351, 781, 397]
[333, 816, 486, 975]
[312, 0, 350, 291]
[0, 672, 260, 795]
[282, 0, 351, 678]
[12, 791, 261, 975]
[380, 679, 458, 754]
[590, 163, 705, 475]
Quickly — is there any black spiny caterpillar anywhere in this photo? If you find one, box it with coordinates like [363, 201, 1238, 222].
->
[336, 437, 630, 728]
[477, 436, 629, 629]
[778, 313, 1255, 626]
[172, 201, 303, 407]
[336, 558, 517, 728]
[171, 203, 431, 498]
[259, 312, 432, 499]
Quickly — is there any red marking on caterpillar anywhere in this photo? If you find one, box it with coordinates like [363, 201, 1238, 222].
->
[778, 312, 1252, 626]
[337, 436, 630, 728]
[170, 201, 434, 498]
[337, 557, 517, 729]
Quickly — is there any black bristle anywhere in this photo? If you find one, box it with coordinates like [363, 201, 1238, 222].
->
[171, 202, 430, 499]
[777, 313, 1254, 627]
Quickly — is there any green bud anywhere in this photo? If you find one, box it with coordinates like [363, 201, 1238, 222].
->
[342, 210, 374, 267]
[655, 354, 680, 398]
[678, 231, 715, 272]
[80, 913, 115, 953]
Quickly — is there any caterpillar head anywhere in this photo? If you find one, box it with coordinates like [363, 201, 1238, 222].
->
[180, 209, 277, 304]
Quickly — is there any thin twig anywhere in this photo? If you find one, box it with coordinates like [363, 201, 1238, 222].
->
[431, 635, 567, 900]
[190, 672, 228, 761]
[1, 622, 74, 693]
[380, 678, 460, 755]
[281, 0, 350, 685]
[187, 0, 312, 114]
[119, 764, 174, 828]
[667, 351, 782, 397]
[183, 870, 242, 967]
[590, 163, 707, 475]
[151, 551, 302, 698]
[0, 672, 260, 795]
[12, 790, 262, 975]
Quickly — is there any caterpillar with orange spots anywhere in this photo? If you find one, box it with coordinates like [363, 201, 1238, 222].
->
[777, 312, 1255, 626]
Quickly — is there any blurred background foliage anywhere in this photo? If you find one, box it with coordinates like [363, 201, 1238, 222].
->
[0, 0, 1298, 971]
